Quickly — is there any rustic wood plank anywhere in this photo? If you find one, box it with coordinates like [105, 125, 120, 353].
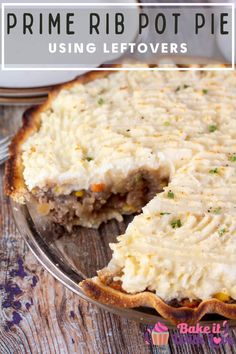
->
[0, 105, 236, 354]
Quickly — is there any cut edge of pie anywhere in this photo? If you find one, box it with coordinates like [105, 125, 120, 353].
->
[5, 66, 169, 229]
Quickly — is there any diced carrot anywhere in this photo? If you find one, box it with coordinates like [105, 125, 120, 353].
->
[91, 183, 105, 193]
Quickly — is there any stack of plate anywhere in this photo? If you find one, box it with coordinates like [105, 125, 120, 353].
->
[0, 71, 81, 105]
[0, 86, 50, 105]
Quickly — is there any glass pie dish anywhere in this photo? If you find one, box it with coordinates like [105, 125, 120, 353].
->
[11, 199, 236, 328]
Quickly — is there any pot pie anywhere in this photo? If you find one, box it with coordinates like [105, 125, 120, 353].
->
[5, 65, 236, 324]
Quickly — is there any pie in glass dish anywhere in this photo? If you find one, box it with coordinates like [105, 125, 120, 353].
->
[5, 64, 236, 324]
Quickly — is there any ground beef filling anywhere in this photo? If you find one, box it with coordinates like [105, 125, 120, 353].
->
[34, 170, 168, 230]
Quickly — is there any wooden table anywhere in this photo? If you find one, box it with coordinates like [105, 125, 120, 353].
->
[1, 106, 236, 354]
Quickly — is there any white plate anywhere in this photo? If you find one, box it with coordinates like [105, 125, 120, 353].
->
[0, 70, 92, 89]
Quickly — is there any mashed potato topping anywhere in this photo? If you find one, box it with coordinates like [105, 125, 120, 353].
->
[22, 66, 236, 301]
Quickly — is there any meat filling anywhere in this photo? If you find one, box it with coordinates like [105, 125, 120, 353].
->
[34, 169, 168, 230]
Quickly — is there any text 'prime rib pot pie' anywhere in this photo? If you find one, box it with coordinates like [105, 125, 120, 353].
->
[5, 65, 236, 324]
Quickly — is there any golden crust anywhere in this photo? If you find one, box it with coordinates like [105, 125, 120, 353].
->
[80, 276, 236, 325]
[4, 68, 116, 202]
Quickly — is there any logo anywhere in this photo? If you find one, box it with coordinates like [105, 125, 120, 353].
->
[144, 320, 234, 349]
[145, 322, 169, 347]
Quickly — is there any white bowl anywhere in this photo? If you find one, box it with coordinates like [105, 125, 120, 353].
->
[0, 0, 139, 88]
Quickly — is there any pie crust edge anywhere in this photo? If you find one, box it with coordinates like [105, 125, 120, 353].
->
[80, 275, 236, 325]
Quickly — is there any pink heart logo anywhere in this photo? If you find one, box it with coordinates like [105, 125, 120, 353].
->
[213, 337, 222, 345]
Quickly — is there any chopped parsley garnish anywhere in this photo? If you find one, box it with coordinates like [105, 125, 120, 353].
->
[160, 212, 171, 216]
[213, 207, 222, 215]
[98, 98, 104, 105]
[202, 89, 208, 94]
[209, 168, 218, 174]
[164, 121, 170, 126]
[86, 156, 93, 161]
[208, 125, 217, 133]
[218, 228, 226, 236]
[167, 190, 175, 199]
[171, 219, 182, 229]
[229, 154, 236, 162]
